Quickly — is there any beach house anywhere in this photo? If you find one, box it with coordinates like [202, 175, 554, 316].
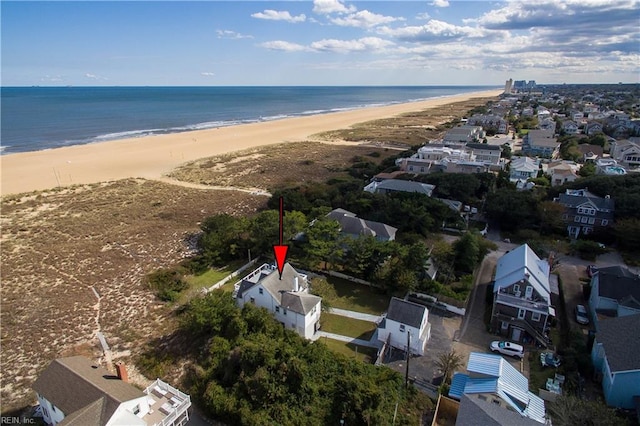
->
[554, 188, 614, 238]
[234, 263, 321, 339]
[326, 208, 397, 242]
[33, 356, 191, 426]
[377, 297, 431, 356]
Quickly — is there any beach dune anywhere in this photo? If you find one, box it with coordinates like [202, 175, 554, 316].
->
[0, 90, 501, 196]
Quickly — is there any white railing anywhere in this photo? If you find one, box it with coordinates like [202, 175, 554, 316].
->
[144, 379, 191, 426]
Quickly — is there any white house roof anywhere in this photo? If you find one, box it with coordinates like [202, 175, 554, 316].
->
[494, 244, 551, 303]
[450, 352, 546, 424]
[510, 157, 539, 173]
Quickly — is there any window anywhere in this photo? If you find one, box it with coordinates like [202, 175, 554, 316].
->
[602, 219, 609, 226]
[581, 216, 589, 223]
[588, 217, 595, 224]
[275, 306, 280, 313]
[258, 288, 263, 295]
[574, 216, 581, 222]
[532, 312, 541, 321]
[133, 405, 140, 415]
[283, 309, 287, 316]
[399, 324, 406, 332]
[513, 284, 520, 294]
[518, 309, 525, 320]
[525, 286, 533, 300]
[250, 297, 255, 304]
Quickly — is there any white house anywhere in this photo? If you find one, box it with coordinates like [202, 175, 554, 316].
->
[33, 357, 191, 426]
[235, 263, 321, 339]
[509, 157, 539, 183]
[377, 297, 431, 356]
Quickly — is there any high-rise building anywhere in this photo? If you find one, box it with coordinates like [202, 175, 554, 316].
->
[504, 78, 513, 94]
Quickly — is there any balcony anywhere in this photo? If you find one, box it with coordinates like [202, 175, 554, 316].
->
[143, 379, 191, 426]
[495, 291, 549, 314]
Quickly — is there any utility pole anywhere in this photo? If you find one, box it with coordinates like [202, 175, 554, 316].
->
[405, 331, 411, 388]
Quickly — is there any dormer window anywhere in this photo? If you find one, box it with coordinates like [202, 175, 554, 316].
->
[399, 324, 406, 332]
[513, 284, 521, 296]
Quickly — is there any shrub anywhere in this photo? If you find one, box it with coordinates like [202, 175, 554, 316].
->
[145, 268, 188, 302]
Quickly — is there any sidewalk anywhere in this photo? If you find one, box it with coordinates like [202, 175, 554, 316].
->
[312, 331, 380, 348]
[330, 307, 382, 323]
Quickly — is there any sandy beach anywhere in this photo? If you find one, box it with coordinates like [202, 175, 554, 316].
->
[1, 89, 501, 196]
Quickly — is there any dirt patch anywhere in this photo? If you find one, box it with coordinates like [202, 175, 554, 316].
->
[0, 178, 266, 411]
[167, 141, 399, 190]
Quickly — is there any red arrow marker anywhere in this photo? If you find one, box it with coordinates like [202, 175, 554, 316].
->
[272, 196, 288, 279]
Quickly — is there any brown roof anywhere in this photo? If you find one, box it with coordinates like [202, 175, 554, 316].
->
[577, 144, 603, 157]
[33, 356, 143, 424]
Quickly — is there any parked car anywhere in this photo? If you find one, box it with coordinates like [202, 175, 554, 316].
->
[587, 264, 598, 278]
[575, 304, 590, 325]
[490, 341, 524, 359]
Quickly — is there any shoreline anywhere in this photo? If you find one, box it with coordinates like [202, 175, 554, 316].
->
[0, 89, 502, 196]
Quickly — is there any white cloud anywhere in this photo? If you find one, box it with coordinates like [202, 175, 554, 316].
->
[309, 37, 395, 53]
[312, 0, 356, 15]
[430, 0, 449, 7]
[85, 73, 108, 81]
[416, 12, 431, 20]
[330, 10, 403, 28]
[216, 30, 253, 39]
[258, 41, 310, 52]
[378, 20, 486, 42]
[40, 75, 64, 83]
[251, 10, 306, 23]
[201, 72, 215, 76]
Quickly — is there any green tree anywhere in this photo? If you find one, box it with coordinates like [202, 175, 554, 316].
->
[452, 232, 480, 276]
[199, 214, 250, 264]
[435, 350, 463, 384]
[614, 218, 640, 252]
[305, 217, 343, 269]
[181, 291, 240, 337]
[579, 162, 596, 177]
[548, 395, 630, 426]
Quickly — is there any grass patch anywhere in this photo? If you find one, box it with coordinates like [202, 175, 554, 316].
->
[321, 312, 377, 341]
[527, 349, 557, 392]
[311, 276, 391, 315]
[180, 260, 245, 303]
[320, 338, 377, 364]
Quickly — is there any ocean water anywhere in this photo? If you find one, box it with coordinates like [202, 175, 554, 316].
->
[0, 86, 496, 155]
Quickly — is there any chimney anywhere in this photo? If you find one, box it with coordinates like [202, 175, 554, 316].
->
[294, 277, 299, 292]
[115, 362, 128, 383]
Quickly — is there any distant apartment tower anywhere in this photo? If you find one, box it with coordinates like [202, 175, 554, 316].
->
[504, 78, 513, 94]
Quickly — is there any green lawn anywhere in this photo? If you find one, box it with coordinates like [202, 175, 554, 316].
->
[180, 261, 245, 302]
[311, 275, 391, 315]
[321, 312, 377, 341]
[319, 338, 377, 364]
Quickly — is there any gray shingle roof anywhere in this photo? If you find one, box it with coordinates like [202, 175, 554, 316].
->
[386, 297, 427, 328]
[466, 143, 501, 151]
[32, 356, 143, 424]
[242, 263, 321, 316]
[327, 209, 397, 240]
[456, 394, 542, 426]
[558, 189, 615, 212]
[596, 314, 640, 372]
[596, 266, 640, 302]
[374, 179, 435, 196]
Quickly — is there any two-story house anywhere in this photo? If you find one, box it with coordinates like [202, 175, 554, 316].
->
[588, 265, 640, 330]
[522, 130, 560, 158]
[443, 125, 485, 145]
[377, 297, 431, 356]
[509, 157, 539, 184]
[235, 263, 321, 339]
[33, 356, 191, 426]
[490, 244, 556, 347]
[591, 313, 640, 410]
[555, 188, 615, 238]
[610, 139, 640, 169]
[449, 352, 547, 424]
[465, 143, 502, 167]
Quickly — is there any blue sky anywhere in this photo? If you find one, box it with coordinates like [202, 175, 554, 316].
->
[2, 0, 639, 86]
